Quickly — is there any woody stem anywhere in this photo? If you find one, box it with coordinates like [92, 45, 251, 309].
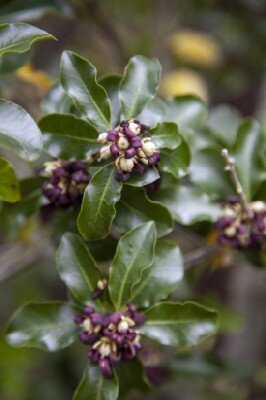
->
[221, 149, 253, 219]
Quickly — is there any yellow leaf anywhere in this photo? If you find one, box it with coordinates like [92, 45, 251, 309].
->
[160, 69, 208, 101]
[16, 63, 54, 90]
[168, 30, 223, 68]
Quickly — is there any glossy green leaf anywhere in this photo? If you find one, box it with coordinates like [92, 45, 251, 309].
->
[73, 366, 119, 400]
[206, 105, 241, 146]
[57, 233, 104, 307]
[115, 186, 173, 237]
[0, 99, 43, 161]
[0, 157, 20, 202]
[0, 0, 65, 23]
[166, 95, 207, 133]
[39, 113, 100, 155]
[41, 83, 73, 114]
[150, 122, 181, 150]
[190, 148, 233, 200]
[160, 139, 190, 178]
[0, 23, 55, 56]
[5, 302, 78, 351]
[99, 74, 121, 127]
[132, 240, 184, 308]
[126, 167, 160, 187]
[109, 222, 156, 309]
[60, 51, 111, 131]
[152, 185, 222, 225]
[119, 55, 161, 119]
[115, 358, 150, 398]
[138, 97, 167, 127]
[232, 119, 265, 200]
[77, 166, 122, 241]
[140, 301, 219, 347]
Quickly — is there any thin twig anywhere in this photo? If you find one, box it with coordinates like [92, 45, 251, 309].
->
[221, 149, 253, 218]
[184, 245, 218, 270]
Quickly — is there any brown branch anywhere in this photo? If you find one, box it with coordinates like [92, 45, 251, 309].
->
[221, 149, 253, 218]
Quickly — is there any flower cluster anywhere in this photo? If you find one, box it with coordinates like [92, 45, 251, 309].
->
[97, 119, 160, 182]
[74, 304, 146, 378]
[41, 160, 91, 208]
[216, 198, 266, 249]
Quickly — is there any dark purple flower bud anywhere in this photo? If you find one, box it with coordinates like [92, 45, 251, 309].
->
[120, 120, 128, 127]
[109, 311, 122, 325]
[218, 236, 230, 246]
[88, 348, 100, 363]
[102, 314, 112, 328]
[132, 313, 146, 325]
[115, 171, 131, 182]
[216, 216, 235, 230]
[79, 332, 91, 344]
[127, 303, 137, 313]
[92, 288, 103, 300]
[133, 163, 145, 175]
[72, 170, 87, 183]
[139, 123, 150, 133]
[99, 358, 113, 379]
[125, 148, 136, 159]
[74, 314, 84, 325]
[90, 313, 102, 325]
[110, 143, 120, 157]
[84, 306, 95, 315]
[107, 130, 119, 142]
[129, 136, 142, 148]
[228, 196, 238, 205]
[87, 333, 101, 345]
[148, 151, 160, 166]
[70, 161, 87, 171]
[109, 352, 121, 365]
[58, 194, 71, 206]
[122, 344, 136, 360]
[50, 175, 60, 185]
[52, 167, 66, 178]
[124, 127, 136, 139]
[237, 225, 247, 234]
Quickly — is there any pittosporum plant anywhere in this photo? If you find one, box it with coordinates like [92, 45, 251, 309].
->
[1, 19, 265, 400]
[5, 226, 218, 398]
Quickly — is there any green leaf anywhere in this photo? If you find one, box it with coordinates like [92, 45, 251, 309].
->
[140, 301, 219, 347]
[152, 185, 222, 225]
[160, 139, 190, 178]
[0, 51, 29, 74]
[57, 233, 105, 307]
[150, 122, 181, 150]
[138, 97, 167, 127]
[166, 95, 207, 133]
[232, 119, 265, 200]
[99, 74, 121, 127]
[60, 51, 111, 131]
[0, 157, 20, 202]
[0, 0, 65, 23]
[109, 222, 156, 309]
[73, 366, 119, 400]
[0, 99, 43, 161]
[5, 302, 78, 351]
[0, 23, 55, 56]
[41, 83, 73, 114]
[126, 167, 160, 187]
[115, 186, 173, 237]
[132, 240, 184, 308]
[39, 113, 100, 155]
[77, 166, 122, 241]
[206, 105, 241, 146]
[190, 148, 233, 200]
[115, 358, 150, 398]
[119, 55, 161, 119]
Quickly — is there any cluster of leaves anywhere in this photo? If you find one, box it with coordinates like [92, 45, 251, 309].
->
[0, 20, 265, 400]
